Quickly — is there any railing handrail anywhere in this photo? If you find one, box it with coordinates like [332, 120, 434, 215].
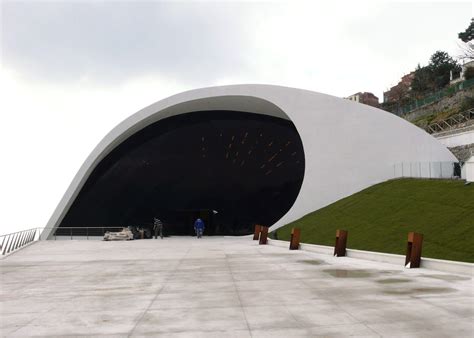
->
[1, 228, 40, 256]
[392, 160, 460, 180]
[396, 78, 474, 115]
[40, 226, 131, 229]
[0, 227, 129, 238]
[0, 227, 42, 239]
[1, 226, 137, 256]
[426, 108, 474, 134]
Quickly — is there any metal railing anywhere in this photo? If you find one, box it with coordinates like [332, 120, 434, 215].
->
[392, 78, 474, 116]
[44, 227, 125, 240]
[426, 108, 474, 134]
[1, 228, 40, 256]
[393, 161, 460, 179]
[1, 227, 131, 256]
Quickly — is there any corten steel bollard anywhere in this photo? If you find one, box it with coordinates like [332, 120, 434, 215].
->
[334, 229, 348, 257]
[289, 228, 301, 250]
[405, 232, 423, 268]
[259, 226, 269, 245]
[253, 224, 262, 240]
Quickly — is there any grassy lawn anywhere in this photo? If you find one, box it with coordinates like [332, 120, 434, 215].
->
[273, 179, 474, 263]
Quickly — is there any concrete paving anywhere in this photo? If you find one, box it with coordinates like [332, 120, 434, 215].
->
[1, 236, 473, 337]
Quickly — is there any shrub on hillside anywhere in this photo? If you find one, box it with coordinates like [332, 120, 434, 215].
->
[464, 66, 474, 80]
[459, 95, 474, 112]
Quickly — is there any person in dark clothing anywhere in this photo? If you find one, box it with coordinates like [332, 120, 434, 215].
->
[153, 217, 163, 239]
[194, 218, 205, 238]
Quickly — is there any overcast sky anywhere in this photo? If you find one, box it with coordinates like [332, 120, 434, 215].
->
[0, 1, 472, 234]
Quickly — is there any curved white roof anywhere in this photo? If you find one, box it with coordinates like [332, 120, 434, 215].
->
[43, 84, 456, 238]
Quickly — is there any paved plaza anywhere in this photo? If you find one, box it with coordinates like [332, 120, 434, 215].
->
[1, 236, 473, 337]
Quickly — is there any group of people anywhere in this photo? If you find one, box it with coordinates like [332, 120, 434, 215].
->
[153, 217, 205, 239]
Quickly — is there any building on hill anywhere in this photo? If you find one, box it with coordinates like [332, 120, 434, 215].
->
[345, 92, 379, 107]
[450, 60, 474, 84]
[383, 71, 415, 103]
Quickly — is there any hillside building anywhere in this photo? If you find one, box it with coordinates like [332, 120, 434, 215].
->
[450, 60, 474, 84]
[346, 92, 379, 107]
[383, 71, 415, 103]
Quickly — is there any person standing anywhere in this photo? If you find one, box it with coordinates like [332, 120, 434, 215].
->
[153, 217, 163, 239]
[194, 218, 205, 238]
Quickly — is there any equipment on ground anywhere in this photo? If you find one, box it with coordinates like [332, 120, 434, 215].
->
[103, 228, 134, 241]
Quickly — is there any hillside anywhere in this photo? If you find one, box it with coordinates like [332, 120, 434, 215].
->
[273, 179, 474, 263]
[404, 87, 474, 128]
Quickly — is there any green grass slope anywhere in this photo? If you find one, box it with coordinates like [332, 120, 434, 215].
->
[274, 179, 474, 263]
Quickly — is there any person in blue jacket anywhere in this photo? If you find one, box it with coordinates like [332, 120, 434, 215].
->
[194, 218, 205, 238]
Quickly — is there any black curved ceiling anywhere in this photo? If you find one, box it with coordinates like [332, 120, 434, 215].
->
[59, 110, 305, 235]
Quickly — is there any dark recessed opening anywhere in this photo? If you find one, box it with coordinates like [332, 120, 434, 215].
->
[59, 110, 305, 235]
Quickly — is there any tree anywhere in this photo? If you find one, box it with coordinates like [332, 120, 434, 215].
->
[458, 18, 474, 62]
[412, 51, 461, 95]
[458, 18, 474, 42]
[458, 42, 474, 62]
[411, 64, 434, 96]
[428, 51, 461, 88]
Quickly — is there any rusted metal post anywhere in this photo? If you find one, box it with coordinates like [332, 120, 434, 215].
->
[253, 224, 262, 240]
[289, 228, 301, 250]
[334, 229, 348, 257]
[259, 226, 268, 245]
[405, 232, 423, 268]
